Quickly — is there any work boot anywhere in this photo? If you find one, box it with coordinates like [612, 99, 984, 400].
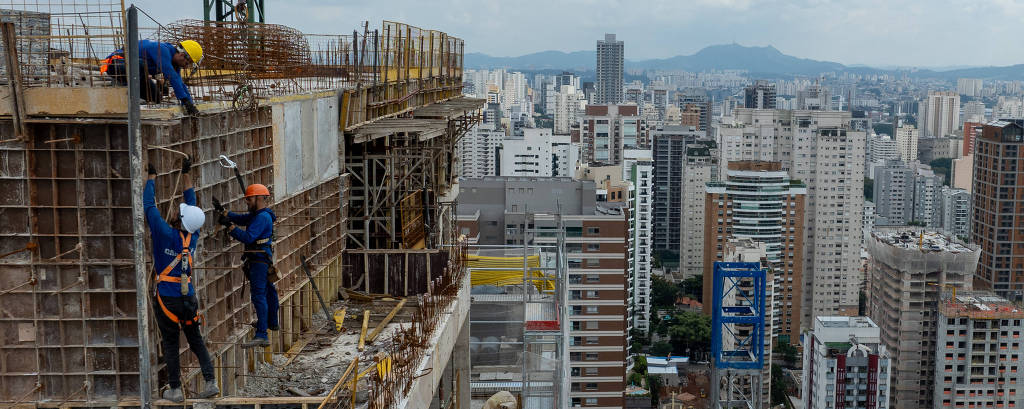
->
[251, 321, 279, 331]
[242, 336, 270, 349]
[162, 387, 184, 403]
[197, 380, 219, 399]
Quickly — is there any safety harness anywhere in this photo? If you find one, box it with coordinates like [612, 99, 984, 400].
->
[100, 51, 124, 74]
[153, 231, 201, 326]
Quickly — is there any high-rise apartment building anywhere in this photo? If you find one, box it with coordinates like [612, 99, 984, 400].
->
[458, 102, 504, 179]
[499, 128, 578, 177]
[962, 100, 987, 124]
[972, 120, 1024, 298]
[912, 167, 944, 227]
[801, 316, 891, 409]
[957, 78, 984, 97]
[651, 126, 704, 259]
[744, 80, 777, 109]
[934, 292, 1024, 409]
[964, 121, 984, 156]
[873, 160, 915, 225]
[456, 177, 628, 408]
[677, 90, 712, 137]
[918, 136, 964, 164]
[715, 109, 866, 322]
[595, 34, 624, 105]
[679, 141, 719, 279]
[952, 154, 974, 193]
[894, 125, 919, 163]
[867, 229, 980, 409]
[920, 91, 961, 138]
[554, 84, 587, 135]
[703, 161, 806, 344]
[797, 83, 830, 111]
[866, 133, 900, 176]
[939, 186, 972, 240]
[579, 104, 646, 165]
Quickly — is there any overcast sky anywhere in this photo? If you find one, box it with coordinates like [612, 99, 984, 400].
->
[131, 0, 1024, 68]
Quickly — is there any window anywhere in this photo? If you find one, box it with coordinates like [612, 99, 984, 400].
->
[586, 321, 599, 330]
[585, 382, 598, 391]
[586, 306, 599, 314]
[585, 398, 598, 406]
[585, 367, 599, 375]
[587, 243, 601, 251]
[585, 352, 599, 361]
[586, 337, 600, 345]
[585, 258, 601, 267]
[586, 227, 601, 235]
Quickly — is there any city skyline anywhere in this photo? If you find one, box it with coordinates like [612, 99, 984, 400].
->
[133, 0, 1024, 68]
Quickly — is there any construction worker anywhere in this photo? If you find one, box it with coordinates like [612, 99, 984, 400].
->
[102, 39, 203, 115]
[144, 156, 219, 402]
[213, 184, 279, 348]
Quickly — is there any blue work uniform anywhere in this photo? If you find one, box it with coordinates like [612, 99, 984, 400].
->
[143, 179, 215, 388]
[104, 40, 193, 105]
[228, 208, 279, 339]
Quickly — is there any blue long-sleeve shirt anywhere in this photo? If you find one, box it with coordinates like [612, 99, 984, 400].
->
[144, 179, 198, 297]
[109, 40, 193, 104]
[228, 208, 276, 261]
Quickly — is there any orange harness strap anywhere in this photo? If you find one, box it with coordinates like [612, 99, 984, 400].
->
[154, 233, 200, 326]
[100, 54, 124, 74]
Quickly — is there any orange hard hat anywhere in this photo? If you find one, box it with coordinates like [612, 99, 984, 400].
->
[245, 183, 270, 197]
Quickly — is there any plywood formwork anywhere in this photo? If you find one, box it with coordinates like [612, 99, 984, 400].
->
[0, 104, 346, 406]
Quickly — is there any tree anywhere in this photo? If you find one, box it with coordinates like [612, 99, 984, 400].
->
[651, 276, 681, 308]
[668, 311, 712, 355]
[776, 343, 798, 367]
[628, 372, 645, 387]
[633, 355, 648, 374]
[651, 341, 673, 356]
[678, 274, 702, 302]
[648, 375, 663, 406]
[770, 364, 791, 406]
[864, 177, 874, 200]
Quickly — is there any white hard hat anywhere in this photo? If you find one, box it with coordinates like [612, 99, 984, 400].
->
[179, 203, 206, 234]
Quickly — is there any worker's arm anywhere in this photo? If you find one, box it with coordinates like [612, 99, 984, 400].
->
[181, 155, 195, 206]
[144, 173, 174, 239]
[229, 212, 270, 245]
[227, 211, 254, 226]
[158, 44, 193, 104]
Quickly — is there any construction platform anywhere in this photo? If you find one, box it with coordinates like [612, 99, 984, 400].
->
[0, 3, 482, 408]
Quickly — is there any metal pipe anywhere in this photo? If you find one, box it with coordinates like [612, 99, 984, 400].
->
[126, 7, 152, 408]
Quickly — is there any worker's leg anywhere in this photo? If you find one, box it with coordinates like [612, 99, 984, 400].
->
[105, 60, 128, 85]
[153, 295, 183, 389]
[266, 277, 280, 331]
[248, 261, 270, 339]
[180, 296, 216, 382]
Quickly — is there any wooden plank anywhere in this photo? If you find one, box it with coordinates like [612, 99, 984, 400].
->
[357, 310, 370, 351]
[1, 22, 28, 139]
[366, 298, 407, 343]
[317, 357, 357, 409]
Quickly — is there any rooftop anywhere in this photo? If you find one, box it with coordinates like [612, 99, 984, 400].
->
[939, 292, 1024, 320]
[871, 230, 972, 253]
[817, 316, 878, 329]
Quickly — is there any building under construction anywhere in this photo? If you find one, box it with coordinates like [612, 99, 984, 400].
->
[0, 2, 483, 408]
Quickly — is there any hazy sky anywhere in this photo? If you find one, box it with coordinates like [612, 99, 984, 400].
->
[131, 0, 1024, 68]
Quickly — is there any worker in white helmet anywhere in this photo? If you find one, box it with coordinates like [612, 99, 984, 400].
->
[144, 155, 218, 402]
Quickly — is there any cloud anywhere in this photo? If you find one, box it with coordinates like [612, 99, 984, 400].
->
[126, 0, 1024, 67]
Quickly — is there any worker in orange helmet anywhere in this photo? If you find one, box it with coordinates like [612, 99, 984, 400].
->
[211, 184, 278, 348]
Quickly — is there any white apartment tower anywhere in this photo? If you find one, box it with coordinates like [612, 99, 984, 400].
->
[802, 316, 891, 409]
[894, 125, 919, 163]
[499, 128, 578, 177]
[714, 108, 866, 322]
[920, 91, 961, 138]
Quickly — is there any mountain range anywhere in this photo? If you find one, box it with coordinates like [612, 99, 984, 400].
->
[465, 44, 1024, 80]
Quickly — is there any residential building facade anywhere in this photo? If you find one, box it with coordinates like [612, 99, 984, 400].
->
[802, 316, 892, 409]
[596, 34, 624, 105]
[972, 120, 1024, 299]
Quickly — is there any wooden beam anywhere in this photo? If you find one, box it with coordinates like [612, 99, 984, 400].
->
[1, 22, 28, 140]
[316, 357, 357, 409]
[357, 310, 370, 351]
[366, 298, 407, 343]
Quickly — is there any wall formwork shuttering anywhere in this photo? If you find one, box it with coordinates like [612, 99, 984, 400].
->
[0, 4, 471, 406]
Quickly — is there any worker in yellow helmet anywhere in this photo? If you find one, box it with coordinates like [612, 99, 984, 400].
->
[102, 39, 204, 115]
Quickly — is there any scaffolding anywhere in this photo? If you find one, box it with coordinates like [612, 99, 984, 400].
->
[710, 261, 766, 409]
[467, 214, 568, 408]
[0, 2, 475, 407]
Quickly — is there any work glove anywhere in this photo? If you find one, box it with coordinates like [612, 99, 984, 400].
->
[180, 155, 191, 174]
[183, 100, 199, 116]
[212, 197, 225, 215]
[218, 213, 232, 227]
[147, 163, 157, 176]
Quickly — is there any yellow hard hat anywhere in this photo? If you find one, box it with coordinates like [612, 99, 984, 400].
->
[179, 40, 203, 68]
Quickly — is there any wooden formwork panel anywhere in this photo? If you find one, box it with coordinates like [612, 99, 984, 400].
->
[0, 107, 346, 405]
[341, 250, 449, 297]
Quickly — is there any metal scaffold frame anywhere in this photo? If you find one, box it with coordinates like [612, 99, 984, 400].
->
[465, 213, 568, 408]
[710, 261, 766, 409]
